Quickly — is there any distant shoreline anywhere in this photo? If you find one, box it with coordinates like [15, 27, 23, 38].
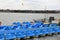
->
[0, 9, 60, 13]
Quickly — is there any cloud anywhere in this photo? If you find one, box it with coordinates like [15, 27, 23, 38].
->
[0, 0, 60, 10]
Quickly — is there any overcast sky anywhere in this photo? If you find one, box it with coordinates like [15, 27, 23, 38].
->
[0, 0, 60, 10]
